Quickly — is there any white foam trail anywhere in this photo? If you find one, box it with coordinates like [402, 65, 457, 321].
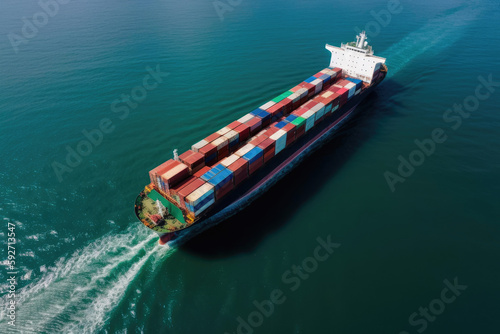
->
[382, 6, 480, 77]
[0, 225, 175, 334]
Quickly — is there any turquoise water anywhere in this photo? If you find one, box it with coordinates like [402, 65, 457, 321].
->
[1, 0, 499, 333]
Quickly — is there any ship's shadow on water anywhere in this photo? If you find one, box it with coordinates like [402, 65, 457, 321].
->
[181, 79, 405, 258]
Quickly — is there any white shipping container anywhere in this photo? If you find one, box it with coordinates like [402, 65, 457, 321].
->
[217, 127, 231, 136]
[212, 136, 228, 149]
[302, 109, 316, 132]
[192, 139, 208, 152]
[311, 103, 326, 119]
[221, 154, 239, 167]
[223, 130, 239, 143]
[270, 129, 287, 155]
[235, 143, 255, 157]
[322, 91, 334, 98]
[186, 183, 214, 206]
[260, 101, 276, 110]
[312, 79, 323, 94]
[297, 88, 308, 99]
[346, 83, 356, 99]
[238, 114, 253, 123]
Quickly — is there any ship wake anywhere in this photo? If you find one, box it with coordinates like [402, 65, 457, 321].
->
[0, 225, 174, 334]
[383, 5, 480, 77]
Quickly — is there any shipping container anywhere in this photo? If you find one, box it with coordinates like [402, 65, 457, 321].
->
[179, 150, 205, 173]
[227, 121, 242, 130]
[301, 109, 317, 132]
[212, 136, 229, 160]
[193, 165, 211, 178]
[234, 123, 251, 142]
[227, 158, 248, 186]
[346, 77, 363, 90]
[223, 129, 240, 151]
[235, 143, 255, 157]
[311, 78, 323, 94]
[199, 143, 218, 165]
[176, 178, 205, 208]
[185, 183, 215, 216]
[251, 108, 271, 127]
[204, 133, 220, 143]
[237, 114, 253, 124]
[170, 176, 197, 206]
[260, 101, 276, 110]
[258, 138, 275, 163]
[249, 134, 268, 147]
[242, 146, 264, 175]
[283, 123, 296, 146]
[216, 127, 231, 136]
[159, 162, 190, 193]
[267, 102, 284, 120]
[220, 154, 239, 167]
[192, 139, 208, 153]
[270, 129, 287, 155]
[245, 117, 262, 136]
[149, 159, 177, 186]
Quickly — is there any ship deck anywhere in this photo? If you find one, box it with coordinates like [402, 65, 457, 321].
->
[135, 192, 186, 233]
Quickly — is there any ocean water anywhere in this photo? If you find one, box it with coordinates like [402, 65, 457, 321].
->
[1, 0, 499, 333]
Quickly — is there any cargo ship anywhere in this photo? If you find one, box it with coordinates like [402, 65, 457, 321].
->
[134, 32, 387, 244]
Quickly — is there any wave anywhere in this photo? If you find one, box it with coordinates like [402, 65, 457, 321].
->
[0, 225, 174, 334]
[382, 5, 480, 77]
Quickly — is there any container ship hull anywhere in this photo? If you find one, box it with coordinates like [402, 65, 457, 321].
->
[135, 32, 387, 244]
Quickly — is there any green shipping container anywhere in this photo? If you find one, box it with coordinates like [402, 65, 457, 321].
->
[272, 91, 293, 103]
[291, 116, 306, 127]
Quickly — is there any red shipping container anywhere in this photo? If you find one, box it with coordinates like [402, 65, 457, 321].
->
[227, 158, 249, 186]
[328, 86, 340, 93]
[337, 88, 349, 105]
[250, 134, 268, 147]
[290, 85, 302, 93]
[159, 162, 190, 192]
[248, 157, 263, 175]
[267, 102, 284, 118]
[300, 82, 315, 97]
[281, 98, 294, 115]
[293, 106, 309, 117]
[170, 175, 197, 204]
[313, 72, 323, 78]
[217, 145, 229, 160]
[264, 127, 279, 138]
[228, 121, 242, 130]
[258, 138, 275, 163]
[194, 166, 211, 178]
[177, 178, 205, 208]
[245, 117, 262, 136]
[234, 123, 250, 142]
[149, 159, 177, 185]
[179, 150, 205, 173]
[283, 123, 296, 146]
[296, 124, 306, 139]
[199, 143, 217, 159]
[215, 180, 234, 200]
[204, 133, 220, 143]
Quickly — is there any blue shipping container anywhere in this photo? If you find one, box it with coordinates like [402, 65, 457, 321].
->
[242, 146, 264, 164]
[285, 114, 297, 123]
[346, 77, 362, 90]
[275, 121, 287, 129]
[208, 168, 233, 190]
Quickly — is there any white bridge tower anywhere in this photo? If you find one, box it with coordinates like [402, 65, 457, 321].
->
[325, 31, 386, 84]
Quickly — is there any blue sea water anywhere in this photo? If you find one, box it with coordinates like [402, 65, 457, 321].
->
[0, 0, 499, 333]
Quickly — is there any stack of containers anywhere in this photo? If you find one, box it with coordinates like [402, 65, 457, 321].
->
[300, 82, 316, 98]
[234, 117, 251, 144]
[310, 101, 326, 124]
[249, 133, 268, 147]
[243, 115, 262, 136]
[179, 150, 205, 174]
[223, 128, 240, 152]
[258, 136, 276, 163]
[194, 165, 211, 178]
[201, 164, 234, 200]
[185, 183, 215, 217]
[211, 136, 229, 160]
[175, 178, 205, 208]
[157, 161, 190, 194]
[283, 122, 296, 146]
[242, 146, 264, 175]
[226, 157, 248, 186]
[291, 116, 306, 138]
[170, 176, 202, 208]
[196, 142, 218, 166]
[344, 81, 356, 99]
[346, 77, 363, 94]
[260, 101, 276, 111]
[266, 102, 285, 120]
[250, 108, 272, 128]
[269, 127, 287, 155]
